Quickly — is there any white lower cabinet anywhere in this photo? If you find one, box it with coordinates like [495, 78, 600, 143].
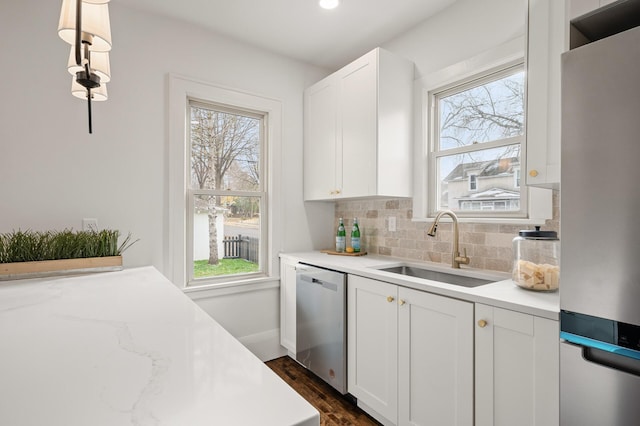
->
[347, 275, 474, 426]
[279, 258, 297, 354]
[347, 276, 398, 424]
[475, 304, 559, 426]
[398, 286, 474, 426]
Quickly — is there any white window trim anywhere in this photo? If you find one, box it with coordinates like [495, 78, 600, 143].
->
[412, 36, 552, 225]
[169, 74, 283, 289]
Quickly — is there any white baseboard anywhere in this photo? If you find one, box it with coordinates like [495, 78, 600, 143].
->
[237, 328, 288, 362]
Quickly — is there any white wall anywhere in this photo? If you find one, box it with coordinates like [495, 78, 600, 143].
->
[383, 0, 526, 78]
[0, 0, 331, 359]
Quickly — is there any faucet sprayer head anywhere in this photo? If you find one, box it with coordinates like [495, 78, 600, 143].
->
[427, 222, 438, 237]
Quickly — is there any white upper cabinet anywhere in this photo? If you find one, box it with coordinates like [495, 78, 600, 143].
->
[304, 78, 338, 201]
[525, 0, 566, 188]
[303, 47, 414, 201]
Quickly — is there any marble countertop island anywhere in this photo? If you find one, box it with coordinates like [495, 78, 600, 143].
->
[0, 266, 319, 426]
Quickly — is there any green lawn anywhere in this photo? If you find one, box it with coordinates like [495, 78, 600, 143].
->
[194, 258, 259, 278]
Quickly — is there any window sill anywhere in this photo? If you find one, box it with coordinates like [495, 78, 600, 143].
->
[183, 275, 280, 300]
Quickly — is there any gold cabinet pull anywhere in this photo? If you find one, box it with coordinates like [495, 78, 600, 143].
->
[529, 169, 539, 177]
[387, 296, 395, 303]
[477, 319, 488, 328]
[399, 299, 406, 306]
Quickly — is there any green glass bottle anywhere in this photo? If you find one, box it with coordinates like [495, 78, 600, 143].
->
[351, 218, 361, 253]
[336, 218, 346, 252]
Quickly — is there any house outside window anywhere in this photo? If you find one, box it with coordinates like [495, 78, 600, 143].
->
[187, 101, 266, 285]
[428, 63, 526, 218]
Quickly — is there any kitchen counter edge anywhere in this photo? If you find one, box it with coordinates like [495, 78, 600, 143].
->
[280, 251, 559, 321]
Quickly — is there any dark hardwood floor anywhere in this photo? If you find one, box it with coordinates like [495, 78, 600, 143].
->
[266, 356, 381, 426]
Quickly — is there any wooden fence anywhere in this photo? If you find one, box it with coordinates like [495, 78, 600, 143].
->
[223, 234, 259, 263]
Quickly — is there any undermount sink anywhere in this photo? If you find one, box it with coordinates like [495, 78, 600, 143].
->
[376, 265, 494, 288]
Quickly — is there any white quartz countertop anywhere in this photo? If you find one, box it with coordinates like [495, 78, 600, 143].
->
[281, 251, 559, 320]
[0, 266, 319, 426]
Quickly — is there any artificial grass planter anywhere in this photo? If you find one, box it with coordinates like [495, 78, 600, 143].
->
[0, 229, 137, 280]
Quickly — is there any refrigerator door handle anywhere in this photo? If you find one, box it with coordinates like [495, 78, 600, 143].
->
[561, 332, 640, 377]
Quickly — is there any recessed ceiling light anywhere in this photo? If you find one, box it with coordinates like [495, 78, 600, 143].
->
[319, 0, 340, 10]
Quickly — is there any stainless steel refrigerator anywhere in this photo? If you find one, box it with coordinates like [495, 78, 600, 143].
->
[560, 4, 640, 425]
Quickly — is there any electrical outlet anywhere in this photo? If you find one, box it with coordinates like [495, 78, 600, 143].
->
[388, 216, 396, 232]
[82, 218, 98, 231]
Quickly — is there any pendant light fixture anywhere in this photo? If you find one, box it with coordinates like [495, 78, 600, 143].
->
[58, 0, 112, 134]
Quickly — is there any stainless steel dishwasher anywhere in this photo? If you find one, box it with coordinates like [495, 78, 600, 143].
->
[295, 263, 347, 394]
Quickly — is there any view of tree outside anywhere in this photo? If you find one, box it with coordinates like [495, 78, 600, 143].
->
[432, 66, 525, 214]
[189, 101, 263, 280]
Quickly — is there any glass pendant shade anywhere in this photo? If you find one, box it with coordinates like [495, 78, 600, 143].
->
[58, 0, 112, 52]
[72, 78, 108, 101]
[67, 47, 111, 82]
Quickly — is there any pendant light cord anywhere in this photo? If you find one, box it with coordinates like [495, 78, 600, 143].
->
[87, 88, 93, 134]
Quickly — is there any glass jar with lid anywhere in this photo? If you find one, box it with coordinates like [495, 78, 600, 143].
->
[512, 226, 559, 292]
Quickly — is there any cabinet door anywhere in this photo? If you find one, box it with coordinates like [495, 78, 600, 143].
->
[347, 275, 398, 424]
[526, 0, 565, 188]
[339, 50, 377, 198]
[279, 259, 297, 353]
[475, 304, 559, 426]
[303, 78, 338, 200]
[398, 287, 473, 426]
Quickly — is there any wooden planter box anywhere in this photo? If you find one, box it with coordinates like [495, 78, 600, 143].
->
[0, 256, 122, 281]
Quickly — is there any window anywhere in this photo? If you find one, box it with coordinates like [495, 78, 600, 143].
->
[169, 75, 282, 289]
[468, 174, 478, 191]
[429, 63, 526, 218]
[187, 101, 266, 284]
